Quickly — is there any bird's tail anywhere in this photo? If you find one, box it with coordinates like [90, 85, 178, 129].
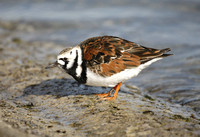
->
[160, 48, 173, 57]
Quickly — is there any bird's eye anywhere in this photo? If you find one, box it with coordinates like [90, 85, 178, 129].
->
[59, 58, 67, 61]
[59, 58, 64, 61]
[59, 58, 69, 65]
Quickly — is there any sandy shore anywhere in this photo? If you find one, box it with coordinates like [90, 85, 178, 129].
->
[0, 21, 200, 137]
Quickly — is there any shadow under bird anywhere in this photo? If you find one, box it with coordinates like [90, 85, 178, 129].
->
[46, 36, 172, 100]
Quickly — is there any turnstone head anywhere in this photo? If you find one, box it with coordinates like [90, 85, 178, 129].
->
[46, 36, 172, 100]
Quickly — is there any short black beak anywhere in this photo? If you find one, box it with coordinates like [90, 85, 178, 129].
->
[45, 61, 58, 69]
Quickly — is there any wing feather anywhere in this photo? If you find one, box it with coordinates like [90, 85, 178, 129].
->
[80, 36, 172, 77]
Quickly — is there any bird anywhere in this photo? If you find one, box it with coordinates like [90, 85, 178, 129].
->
[46, 36, 172, 100]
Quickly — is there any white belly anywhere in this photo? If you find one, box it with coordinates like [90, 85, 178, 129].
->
[85, 58, 162, 87]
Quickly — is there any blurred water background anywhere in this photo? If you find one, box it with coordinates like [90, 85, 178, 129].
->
[0, 0, 200, 115]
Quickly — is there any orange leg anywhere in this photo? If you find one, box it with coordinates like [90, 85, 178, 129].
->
[96, 82, 122, 101]
[95, 86, 116, 98]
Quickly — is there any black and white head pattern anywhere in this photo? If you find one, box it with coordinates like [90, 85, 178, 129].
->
[57, 46, 87, 84]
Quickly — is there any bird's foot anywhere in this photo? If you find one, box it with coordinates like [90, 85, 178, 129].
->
[95, 87, 115, 98]
[99, 96, 117, 101]
[95, 82, 122, 101]
[96, 82, 122, 101]
[95, 92, 111, 98]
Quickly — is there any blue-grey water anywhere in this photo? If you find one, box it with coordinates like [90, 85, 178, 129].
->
[0, 0, 200, 114]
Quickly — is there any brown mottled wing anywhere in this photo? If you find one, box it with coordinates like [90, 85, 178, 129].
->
[80, 36, 172, 77]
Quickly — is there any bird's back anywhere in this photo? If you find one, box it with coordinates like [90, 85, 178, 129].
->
[80, 36, 172, 77]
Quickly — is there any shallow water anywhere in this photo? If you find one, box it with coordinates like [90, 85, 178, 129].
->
[0, 0, 200, 115]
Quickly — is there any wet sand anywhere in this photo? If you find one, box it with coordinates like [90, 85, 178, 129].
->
[0, 21, 200, 137]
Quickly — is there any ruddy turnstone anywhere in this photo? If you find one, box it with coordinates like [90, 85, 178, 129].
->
[46, 36, 172, 100]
